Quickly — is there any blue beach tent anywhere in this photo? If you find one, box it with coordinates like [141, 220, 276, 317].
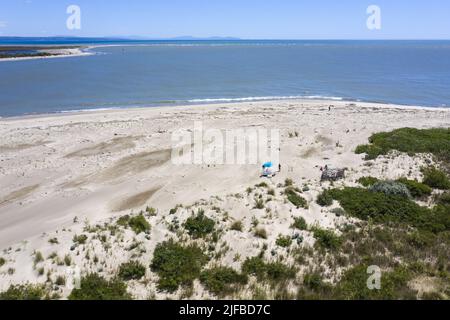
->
[263, 162, 273, 168]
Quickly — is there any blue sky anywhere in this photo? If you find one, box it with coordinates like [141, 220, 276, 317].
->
[0, 0, 449, 39]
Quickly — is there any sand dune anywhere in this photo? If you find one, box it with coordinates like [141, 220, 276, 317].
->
[0, 99, 449, 298]
[0, 184, 39, 206]
[111, 187, 161, 212]
[65, 136, 139, 158]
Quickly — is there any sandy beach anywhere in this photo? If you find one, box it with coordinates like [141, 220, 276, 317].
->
[0, 99, 449, 299]
[0, 47, 93, 62]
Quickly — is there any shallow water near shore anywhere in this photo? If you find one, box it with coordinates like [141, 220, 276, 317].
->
[1, 40, 450, 117]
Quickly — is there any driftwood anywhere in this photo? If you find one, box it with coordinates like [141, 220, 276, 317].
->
[321, 168, 346, 181]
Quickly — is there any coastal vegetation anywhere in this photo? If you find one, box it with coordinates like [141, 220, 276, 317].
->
[117, 214, 151, 234]
[291, 216, 308, 230]
[118, 261, 146, 281]
[316, 189, 333, 206]
[1, 127, 449, 300]
[422, 167, 450, 190]
[355, 127, 450, 162]
[150, 240, 207, 292]
[68, 274, 131, 300]
[285, 187, 308, 209]
[230, 220, 243, 232]
[183, 209, 215, 238]
[276, 235, 293, 248]
[0, 284, 46, 300]
[242, 257, 296, 284]
[200, 267, 248, 297]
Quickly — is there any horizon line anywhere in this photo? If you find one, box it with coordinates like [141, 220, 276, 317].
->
[1, 36, 450, 41]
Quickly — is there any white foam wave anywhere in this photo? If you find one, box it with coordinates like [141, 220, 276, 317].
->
[187, 95, 344, 103]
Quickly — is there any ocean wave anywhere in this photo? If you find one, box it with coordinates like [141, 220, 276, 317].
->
[59, 107, 126, 113]
[51, 96, 344, 115]
[187, 95, 344, 103]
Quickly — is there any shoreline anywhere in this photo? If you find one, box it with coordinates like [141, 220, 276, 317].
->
[1, 98, 449, 123]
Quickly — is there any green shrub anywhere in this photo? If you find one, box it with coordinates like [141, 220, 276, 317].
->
[242, 257, 267, 280]
[242, 257, 296, 283]
[254, 228, 268, 239]
[184, 210, 215, 238]
[316, 190, 333, 207]
[34, 251, 44, 264]
[436, 192, 450, 205]
[254, 198, 265, 209]
[357, 176, 380, 187]
[146, 206, 157, 216]
[48, 238, 59, 245]
[73, 234, 88, 245]
[355, 128, 450, 161]
[427, 204, 450, 233]
[200, 267, 248, 297]
[256, 182, 269, 188]
[55, 276, 66, 286]
[0, 257, 5, 267]
[0, 284, 45, 300]
[64, 255, 72, 266]
[285, 188, 308, 209]
[276, 235, 293, 248]
[291, 216, 308, 230]
[303, 273, 325, 290]
[128, 214, 151, 234]
[329, 187, 425, 224]
[331, 207, 346, 217]
[117, 215, 130, 227]
[37, 267, 44, 276]
[118, 261, 146, 281]
[397, 178, 432, 198]
[230, 220, 243, 232]
[68, 274, 131, 300]
[297, 273, 334, 299]
[421, 292, 444, 300]
[265, 262, 296, 282]
[358, 177, 433, 198]
[334, 265, 415, 300]
[312, 227, 342, 250]
[169, 204, 182, 215]
[369, 181, 411, 199]
[150, 240, 207, 292]
[422, 167, 450, 190]
[329, 187, 447, 233]
[407, 230, 436, 248]
[285, 179, 294, 187]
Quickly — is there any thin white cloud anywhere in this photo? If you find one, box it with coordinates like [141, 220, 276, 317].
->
[0, 21, 8, 28]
